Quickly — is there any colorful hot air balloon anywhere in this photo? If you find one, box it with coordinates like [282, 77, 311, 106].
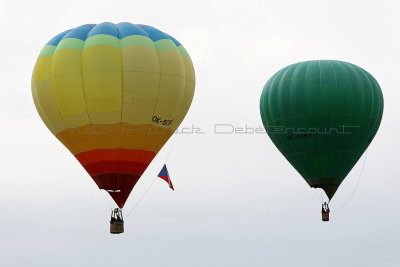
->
[260, 60, 383, 220]
[32, 22, 195, 210]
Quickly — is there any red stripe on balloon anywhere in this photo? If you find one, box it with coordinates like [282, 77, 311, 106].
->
[82, 160, 150, 176]
[74, 148, 157, 208]
[75, 148, 156, 165]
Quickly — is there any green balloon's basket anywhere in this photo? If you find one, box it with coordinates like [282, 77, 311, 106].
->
[322, 212, 330, 222]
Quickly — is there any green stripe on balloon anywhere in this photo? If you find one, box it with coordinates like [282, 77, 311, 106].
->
[178, 46, 190, 57]
[154, 39, 179, 51]
[84, 34, 120, 49]
[120, 35, 155, 49]
[39, 45, 56, 56]
[55, 38, 84, 51]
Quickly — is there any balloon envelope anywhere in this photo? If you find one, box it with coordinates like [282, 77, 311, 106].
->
[260, 60, 383, 199]
[32, 22, 195, 208]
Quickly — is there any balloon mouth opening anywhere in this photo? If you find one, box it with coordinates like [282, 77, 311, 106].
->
[312, 184, 339, 200]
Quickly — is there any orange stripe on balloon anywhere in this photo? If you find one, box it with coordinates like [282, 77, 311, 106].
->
[119, 149, 155, 162]
[56, 123, 173, 155]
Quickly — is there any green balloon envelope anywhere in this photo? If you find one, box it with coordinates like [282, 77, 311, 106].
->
[260, 60, 384, 200]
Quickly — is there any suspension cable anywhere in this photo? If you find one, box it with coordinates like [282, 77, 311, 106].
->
[124, 132, 179, 219]
[331, 149, 368, 213]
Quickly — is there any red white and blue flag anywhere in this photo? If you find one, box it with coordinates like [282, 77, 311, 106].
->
[158, 164, 174, 190]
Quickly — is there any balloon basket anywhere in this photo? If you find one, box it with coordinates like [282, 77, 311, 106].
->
[321, 202, 330, 221]
[322, 212, 330, 221]
[110, 208, 124, 234]
[110, 221, 124, 234]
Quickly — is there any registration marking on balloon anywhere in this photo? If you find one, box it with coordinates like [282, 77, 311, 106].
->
[152, 116, 174, 126]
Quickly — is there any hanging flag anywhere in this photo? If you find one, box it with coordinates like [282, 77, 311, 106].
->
[158, 165, 174, 190]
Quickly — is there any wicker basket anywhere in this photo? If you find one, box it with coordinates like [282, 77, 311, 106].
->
[322, 212, 330, 222]
[110, 221, 124, 234]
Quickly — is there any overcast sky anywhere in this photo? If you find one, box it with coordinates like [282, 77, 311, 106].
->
[1, 0, 399, 266]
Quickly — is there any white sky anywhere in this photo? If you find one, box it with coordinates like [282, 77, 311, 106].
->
[0, 0, 399, 266]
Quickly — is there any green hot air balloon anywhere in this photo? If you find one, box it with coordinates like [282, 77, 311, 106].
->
[260, 60, 383, 220]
